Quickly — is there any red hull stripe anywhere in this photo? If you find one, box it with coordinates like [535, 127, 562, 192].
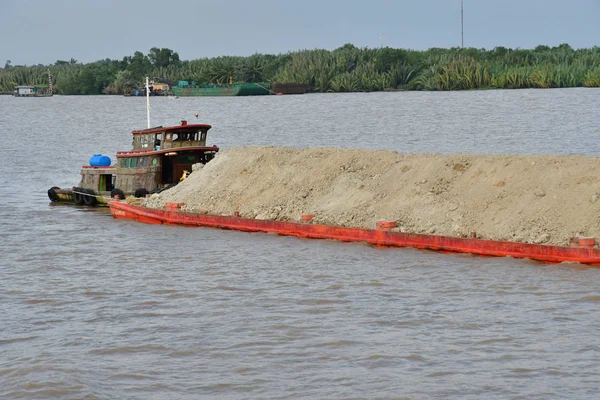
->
[132, 124, 212, 135]
[108, 202, 600, 267]
[116, 146, 219, 157]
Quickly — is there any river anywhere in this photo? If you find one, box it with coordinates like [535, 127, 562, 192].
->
[1, 89, 600, 399]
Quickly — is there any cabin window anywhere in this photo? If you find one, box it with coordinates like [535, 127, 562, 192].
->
[166, 133, 172, 141]
[141, 134, 151, 148]
[138, 157, 145, 167]
[130, 158, 137, 168]
[178, 155, 196, 164]
[119, 158, 126, 167]
[125, 158, 131, 168]
[200, 130, 207, 141]
[152, 157, 158, 166]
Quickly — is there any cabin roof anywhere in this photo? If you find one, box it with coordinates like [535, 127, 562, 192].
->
[115, 145, 219, 157]
[131, 123, 212, 135]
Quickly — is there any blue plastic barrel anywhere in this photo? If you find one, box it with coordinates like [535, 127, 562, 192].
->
[89, 154, 111, 167]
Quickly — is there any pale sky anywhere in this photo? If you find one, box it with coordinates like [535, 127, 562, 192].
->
[1, 0, 599, 66]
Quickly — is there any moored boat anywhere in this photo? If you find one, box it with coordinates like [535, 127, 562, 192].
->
[172, 81, 269, 96]
[270, 82, 309, 95]
[124, 80, 170, 96]
[13, 70, 53, 97]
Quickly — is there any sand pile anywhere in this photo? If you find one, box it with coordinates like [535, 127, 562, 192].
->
[144, 146, 600, 246]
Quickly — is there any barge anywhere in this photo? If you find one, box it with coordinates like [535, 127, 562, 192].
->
[271, 83, 309, 95]
[108, 201, 600, 267]
[172, 82, 269, 96]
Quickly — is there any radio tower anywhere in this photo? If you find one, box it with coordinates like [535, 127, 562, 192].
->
[461, 0, 464, 48]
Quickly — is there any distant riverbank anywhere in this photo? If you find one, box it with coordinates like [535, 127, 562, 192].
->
[1, 43, 599, 95]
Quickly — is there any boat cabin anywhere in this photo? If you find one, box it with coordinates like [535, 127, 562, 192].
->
[131, 122, 210, 151]
[78, 121, 218, 200]
[13, 85, 52, 97]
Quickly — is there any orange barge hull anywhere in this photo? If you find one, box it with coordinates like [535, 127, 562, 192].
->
[108, 202, 600, 267]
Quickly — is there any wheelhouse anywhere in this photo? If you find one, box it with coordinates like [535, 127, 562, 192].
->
[130, 123, 211, 151]
[114, 121, 218, 192]
[74, 120, 219, 204]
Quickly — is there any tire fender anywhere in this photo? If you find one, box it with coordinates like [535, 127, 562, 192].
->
[134, 188, 149, 198]
[83, 189, 98, 207]
[73, 187, 85, 205]
[48, 186, 60, 202]
[110, 188, 126, 200]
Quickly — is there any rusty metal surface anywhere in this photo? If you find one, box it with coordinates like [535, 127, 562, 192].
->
[131, 124, 212, 134]
[109, 202, 600, 266]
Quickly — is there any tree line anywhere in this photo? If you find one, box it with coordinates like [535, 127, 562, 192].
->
[1, 44, 599, 95]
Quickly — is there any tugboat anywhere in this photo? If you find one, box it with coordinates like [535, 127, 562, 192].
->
[48, 78, 219, 206]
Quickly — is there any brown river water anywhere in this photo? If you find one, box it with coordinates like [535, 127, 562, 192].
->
[1, 90, 600, 399]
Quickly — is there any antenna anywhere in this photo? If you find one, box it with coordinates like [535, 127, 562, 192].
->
[461, 0, 464, 48]
[47, 69, 53, 95]
[146, 77, 150, 129]
[380, 32, 384, 48]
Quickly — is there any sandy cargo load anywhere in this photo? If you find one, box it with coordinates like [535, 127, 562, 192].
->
[110, 146, 600, 266]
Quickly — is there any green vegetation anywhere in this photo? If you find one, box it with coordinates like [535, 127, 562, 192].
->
[2, 44, 599, 95]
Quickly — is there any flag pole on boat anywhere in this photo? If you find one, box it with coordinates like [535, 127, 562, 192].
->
[146, 77, 150, 129]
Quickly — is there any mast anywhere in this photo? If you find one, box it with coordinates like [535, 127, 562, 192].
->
[146, 77, 150, 129]
[48, 69, 53, 95]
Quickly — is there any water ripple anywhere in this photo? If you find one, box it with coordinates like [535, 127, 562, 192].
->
[2, 92, 600, 399]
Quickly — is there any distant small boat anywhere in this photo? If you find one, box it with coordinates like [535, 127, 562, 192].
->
[270, 82, 309, 95]
[13, 85, 53, 97]
[13, 70, 53, 97]
[167, 95, 178, 99]
[125, 80, 170, 96]
[172, 82, 269, 97]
